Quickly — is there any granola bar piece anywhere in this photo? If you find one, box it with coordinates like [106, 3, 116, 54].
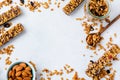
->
[0, 23, 24, 46]
[86, 44, 120, 78]
[0, 6, 21, 25]
[63, 0, 84, 15]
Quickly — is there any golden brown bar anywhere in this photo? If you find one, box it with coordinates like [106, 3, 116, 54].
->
[0, 6, 21, 25]
[86, 44, 120, 78]
[63, 0, 84, 15]
[0, 23, 24, 46]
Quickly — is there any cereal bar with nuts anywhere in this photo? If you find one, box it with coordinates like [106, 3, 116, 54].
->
[86, 44, 120, 78]
[0, 6, 21, 25]
[63, 0, 84, 15]
[0, 23, 24, 47]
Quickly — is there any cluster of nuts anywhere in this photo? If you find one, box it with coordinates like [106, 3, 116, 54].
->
[89, 0, 108, 16]
[8, 62, 32, 80]
[86, 33, 102, 47]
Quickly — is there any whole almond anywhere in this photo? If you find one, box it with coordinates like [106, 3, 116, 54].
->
[8, 70, 12, 77]
[11, 70, 15, 78]
[16, 77, 23, 80]
[16, 71, 22, 77]
[22, 71, 28, 77]
[29, 74, 33, 78]
[24, 70, 31, 75]
[12, 65, 19, 71]
[25, 66, 31, 71]
[19, 63, 27, 68]
[8, 78, 13, 80]
[16, 66, 23, 72]
[23, 77, 31, 80]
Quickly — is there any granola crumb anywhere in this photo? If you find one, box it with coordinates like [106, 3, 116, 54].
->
[42, 2, 49, 9]
[50, 8, 54, 11]
[114, 33, 117, 37]
[5, 57, 12, 65]
[0, 45, 14, 55]
[5, 67, 7, 70]
[72, 72, 85, 80]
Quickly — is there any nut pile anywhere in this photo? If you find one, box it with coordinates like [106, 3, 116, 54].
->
[8, 62, 33, 80]
[89, 0, 108, 16]
[86, 33, 102, 47]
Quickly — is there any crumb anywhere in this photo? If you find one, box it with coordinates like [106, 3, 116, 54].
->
[5, 57, 12, 65]
[50, 8, 54, 11]
[114, 33, 117, 37]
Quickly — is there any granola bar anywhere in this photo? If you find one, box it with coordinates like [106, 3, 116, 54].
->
[63, 0, 84, 15]
[0, 6, 21, 25]
[0, 23, 24, 47]
[86, 44, 120, 78]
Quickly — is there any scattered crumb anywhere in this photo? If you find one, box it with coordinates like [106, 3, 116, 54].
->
[114, 33, 117, 37]
[0, 45, 14, 55]
[5, 56, 12, 65]
[72, 72, 85, 80]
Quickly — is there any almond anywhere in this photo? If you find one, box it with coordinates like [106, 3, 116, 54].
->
[16, 71, 22, 77]
[16, 77, 23, 80]
[23, 77, 31, 80]
[8, 70, 12, 77]
[12, 65, 19, 71]
[22, 71, 28, 77]
[11, 70, 15, 78]
[25, 66, 31, 71]
[19, 63, 27, 68]
[16, 66, 23, 72]
[8, 78, 13, 80]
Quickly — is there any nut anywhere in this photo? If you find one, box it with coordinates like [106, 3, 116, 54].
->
[22, 71, 28, 77]
[25, 66, 31, 71]
[16, 77, 23, 80]
[16, 66, 23, 72]
[19, 62, 27, 68]
[16, 71, 22, 77]
[23, 77, 31, 80]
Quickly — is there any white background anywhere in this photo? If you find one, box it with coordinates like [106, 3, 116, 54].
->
[0, 0, 120, 80]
